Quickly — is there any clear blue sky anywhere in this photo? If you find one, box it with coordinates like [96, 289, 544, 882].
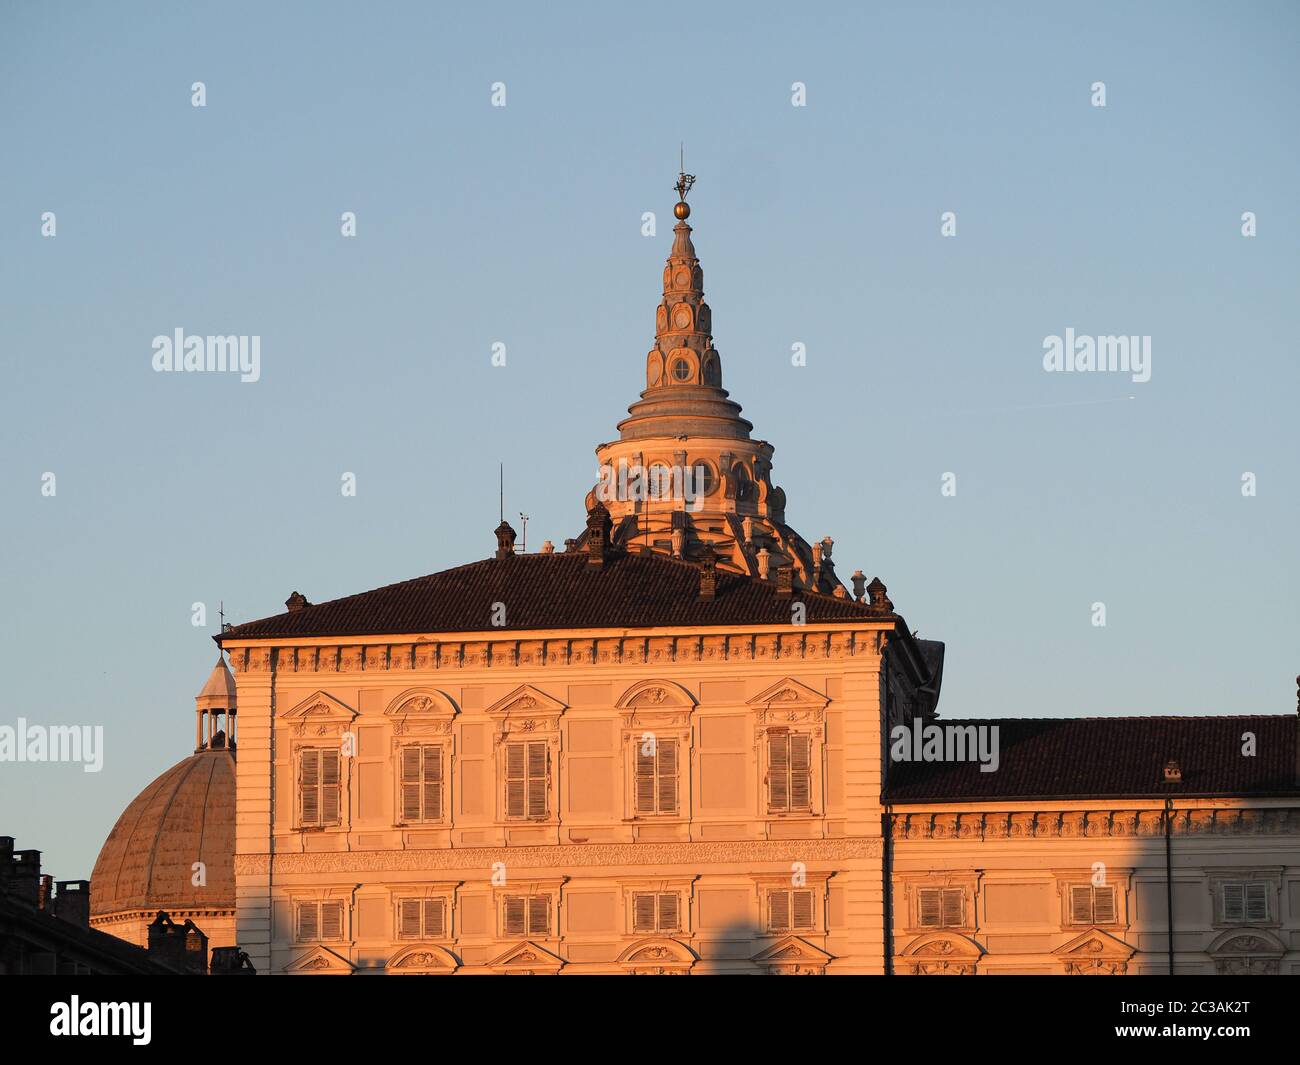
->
[2, 1, 1297, 877]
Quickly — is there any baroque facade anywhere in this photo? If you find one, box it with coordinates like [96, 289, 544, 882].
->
[92, 176, 1300, 974]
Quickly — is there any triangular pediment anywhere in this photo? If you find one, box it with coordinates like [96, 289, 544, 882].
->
[1053, 928, 1135, 960]
[387, 944, 460, 973]
[487, 940, 564, 971]
[485, 684, 567, 717]
[747, 678, 830, 711]
[615, 680, 697, 710]
[280, 690, 358, 721]
[752, 936, 833, 965]
[384, 688, 460, 718]
[285, 945, 355, 974]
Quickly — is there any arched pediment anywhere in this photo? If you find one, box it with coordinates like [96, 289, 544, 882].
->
[280, 690, 358, 721]
[1207, 927, 1285, 957]
[384, 688, 460, 719]
[616, 937, 698, 967]
[898, 931, 983, 975]
[614, 680, 697, 710]
[387, 943, 460, 974]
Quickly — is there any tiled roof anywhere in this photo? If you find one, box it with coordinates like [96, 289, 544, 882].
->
[218, 551, 889, 641]
[885, 715, 1300, 801]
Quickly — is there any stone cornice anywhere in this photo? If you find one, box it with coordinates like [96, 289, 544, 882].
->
[234, 837, 880, 876]
[225, 629, 887, 675]
[891, 808, 1300, 840]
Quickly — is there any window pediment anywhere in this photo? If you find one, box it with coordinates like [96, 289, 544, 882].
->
[748, 678, 829, 728]
[615, 680, 697, 711]
[284, 945, 355, 974]
[897, 931, 983, 975]
[753, 936, 832, 975]
[617, 937, 697, 972]
[1053, 928, 1135, 975]
[487, 941, 563, 973]
[387, 944, 459, 974]
[280, 690, 358, 722]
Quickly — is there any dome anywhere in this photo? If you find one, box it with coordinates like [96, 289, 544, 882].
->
[90, 748, 235, 918]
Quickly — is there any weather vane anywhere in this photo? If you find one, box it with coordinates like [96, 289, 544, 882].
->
[674, 142, 695, 202]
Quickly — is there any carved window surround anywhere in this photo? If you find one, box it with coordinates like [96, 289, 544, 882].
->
[750, 678, 829, 818]
[895, 871, 980, 935]
[1207, 868, 1283, 930]
[386, 689, 459, 828]
[281, 691, 358, 832]
[617, 680, 696, 822]
[753, 873, 831, 935]
[1052, 868, 1131, 930]
[493, 878, 567, 940]
[1053, 928, 1135, 975]
[1207, 927, 1285, 975]
[619, 876, 697, 937]
[486, 685, 567, 826]
[896, 930, 982, 975]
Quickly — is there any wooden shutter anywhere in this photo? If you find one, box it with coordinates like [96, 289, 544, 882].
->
[918, 888, 942, 928]
[635, 745, 657, 815]
[633, 893, 657, 933]
[792, 890, 815, 930]
[504, 897, 526, 935]
[1245, 882, 1268, 922]
[528, 895, 550, 935]
[1070, 885, 1094, 924]
[941, 888, 963, 927]
[321, 901, 343, 940]
[320, 749, 341, 825]
[658, 892, 680, 932]
[1092, 886, 1117, 924]
[657, 741, 678, 815]
[423, 746, 443, 821]
[789, 734, 812, 810]
[398, 898, 421, 939]
[297, 901, 318, 941]
[769, 890, 790, 930]
[423, 898, 446, 939]
[300, 749, 320, 826]
[768, 733, 790, 811]
[400, 747, 422, 822]
[526, 741, 548, 819]
[505, 743, 526, 818]
[1223, 883, 1245, 922]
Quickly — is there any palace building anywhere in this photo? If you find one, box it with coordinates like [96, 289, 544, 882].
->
[90, 175, 1300, 974]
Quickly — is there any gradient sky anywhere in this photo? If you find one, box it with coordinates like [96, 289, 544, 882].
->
[2, 0, 1297, 877]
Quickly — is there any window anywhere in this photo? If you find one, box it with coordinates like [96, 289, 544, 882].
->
[671, 358, 691, 382]
[397, 898, 447, 940]
[1223, 881, 1269, 924]
[632, 892, 681, 934]
[505, 741, 548, 819]
[1068, 884, 1118, 925]
[918, 887, 964, 928]
[634, 739, 678, 816]
[399, 744, 444, 823]
[768, 889, 815, 932]
[767, 732, 812, 813]
[296, 900, 345, 942]
[503, 895, 551, 936]
[299, 748, 341, 827]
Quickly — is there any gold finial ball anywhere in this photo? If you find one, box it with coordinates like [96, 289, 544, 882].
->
[674, 201, 691, 220]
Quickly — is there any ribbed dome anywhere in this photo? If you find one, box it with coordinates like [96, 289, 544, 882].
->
[90, 748, 235, 916]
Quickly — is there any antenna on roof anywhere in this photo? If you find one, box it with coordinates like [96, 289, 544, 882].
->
[499, 463, 504, 524]
[219, 600, 225, 629]
[519, 512, 529, 553]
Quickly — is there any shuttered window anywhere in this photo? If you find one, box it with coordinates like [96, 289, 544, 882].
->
[918, 887, 964, 928]
[299, 748, 342, 827]
[503, 894, 551, 936]
[505, 741, 548, 820]
[1223, 882, 1268, 923]
[634, 739, 679, 815]
[397, 897, 448, 939]
[767, 732, 812, 812]
[767, 889, 816, 931]
[632, 892, 681, 933]
[1068, 885, 1118, 925]
[399, 745, 444, 823]
[296, 900, 345, 941]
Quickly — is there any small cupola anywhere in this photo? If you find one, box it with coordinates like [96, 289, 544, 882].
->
[195, 657, 237, 752]
[495, 520, 517, 559]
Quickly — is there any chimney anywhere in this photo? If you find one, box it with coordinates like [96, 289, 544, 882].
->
[851, 570, 866, 602]
[1163, 759, 1182, 784]
[775, 566, 793, 599]
[54, 880, 91, 927]
[585, 502, 612, 567]
[866, 577, 893, 613]
[148, 911, 208, 975]
[38, 875, 54, 912]
[3, 847, 42, 907]
[495, 521, 517, 559]
[540, 540, 554, 555]
[210, 946, 257, 975]
[698, 549, 718, 601]
[285, 591, 310, 612]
